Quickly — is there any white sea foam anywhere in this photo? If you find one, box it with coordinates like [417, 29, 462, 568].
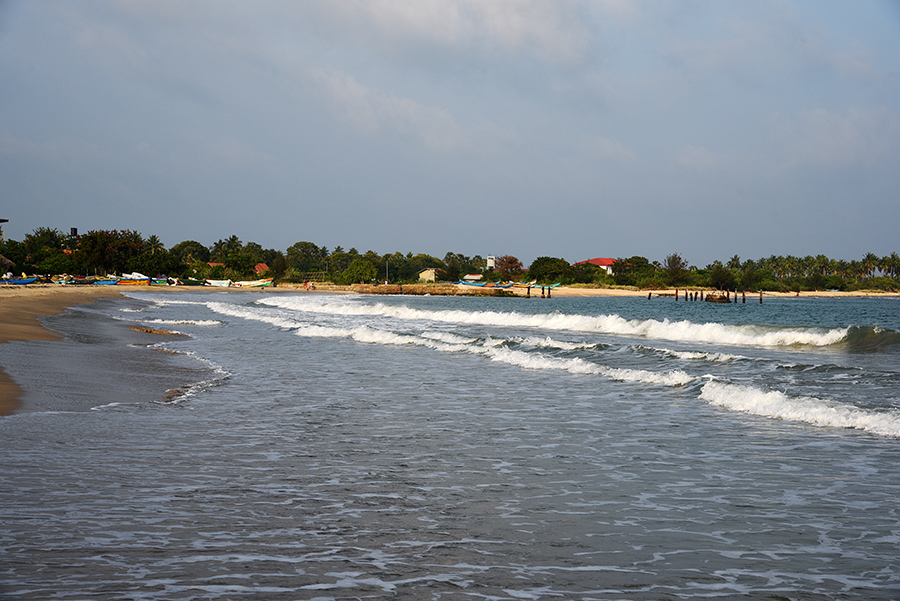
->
[90, 402, 122, 411]
[205, 298, 697, 387]
[258, 296, 850, 348]
[639, 345, 743, 363]
[516, 336, 597, 350]
[483, 346, 693, 385]
[141, 318, 223, 326]
[206, 301, 304, 330]
[699, 380, 900, 438]
[420, 331, 478, 345]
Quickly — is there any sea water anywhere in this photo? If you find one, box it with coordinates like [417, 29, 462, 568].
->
[1, 290, 898, 600]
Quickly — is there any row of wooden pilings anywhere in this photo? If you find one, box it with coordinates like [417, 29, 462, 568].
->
[525, 286, 552, 298]
[649, 290, 765, 303]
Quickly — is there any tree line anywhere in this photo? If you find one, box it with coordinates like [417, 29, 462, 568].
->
[1, 227, 897, 291]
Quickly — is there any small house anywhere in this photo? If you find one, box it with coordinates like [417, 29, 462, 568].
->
[574, 258, 616, 274]
[418, 268, 443, 283]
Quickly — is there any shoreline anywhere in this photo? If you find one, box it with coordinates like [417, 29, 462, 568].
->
[0, 285, 124, 415]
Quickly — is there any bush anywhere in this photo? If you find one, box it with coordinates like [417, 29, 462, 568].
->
[341, 258, 378, 284]
[528, 257, 575, 284]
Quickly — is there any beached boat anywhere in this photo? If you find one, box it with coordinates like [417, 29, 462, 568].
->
[205, 279, 233, 287]
[2, 277, 38, 285]
[180, 278, 206, 286]
[234, 278, 274, 288]
[118, 272, 151, 286]
[93, 278, 120, 285]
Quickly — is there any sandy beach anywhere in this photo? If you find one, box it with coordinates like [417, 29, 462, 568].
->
[0, 285, 124, 414]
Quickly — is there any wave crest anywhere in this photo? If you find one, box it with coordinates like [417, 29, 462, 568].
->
[699, 380, 900, 438]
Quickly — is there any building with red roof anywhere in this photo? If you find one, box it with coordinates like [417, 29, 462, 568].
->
[573, 258, 616, 274]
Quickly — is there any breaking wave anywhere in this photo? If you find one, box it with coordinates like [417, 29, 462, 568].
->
[257, 297, 854, 348]
[203, 300, 692, 388]
[141, 318, 223, 327]
[699, 380, 900, 438]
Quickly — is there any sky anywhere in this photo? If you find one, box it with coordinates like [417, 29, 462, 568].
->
[1, 1, 899, 268]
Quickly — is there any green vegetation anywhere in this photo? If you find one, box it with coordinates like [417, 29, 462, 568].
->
[0, 227, 897, 292]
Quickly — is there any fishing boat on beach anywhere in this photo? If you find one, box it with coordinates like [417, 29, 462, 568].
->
[234, 278, 274, 288]
[205, 279, 233, 287]
[2, 276, 38, 285]
[117, 272, 151, 286]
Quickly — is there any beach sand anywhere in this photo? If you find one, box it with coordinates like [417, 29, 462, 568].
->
[0, 285, 124, 415]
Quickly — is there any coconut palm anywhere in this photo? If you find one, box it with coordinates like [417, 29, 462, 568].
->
[144, 235, 164, 255]
[863, 252, 879, 279]
[886, 253, 900, 279]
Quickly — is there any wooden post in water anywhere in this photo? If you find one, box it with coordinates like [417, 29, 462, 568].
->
[760, 291, 763, 304]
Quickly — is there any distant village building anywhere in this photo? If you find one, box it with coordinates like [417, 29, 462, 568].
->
[418, 267, 443, 283]
[574, 257, 616, 274]
[486, 255, 496, 270]
[254, 263, 269, 275]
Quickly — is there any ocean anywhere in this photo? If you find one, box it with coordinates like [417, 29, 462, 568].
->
[1, 289, 899, 600]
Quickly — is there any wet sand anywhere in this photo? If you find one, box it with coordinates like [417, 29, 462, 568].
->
[0, 285, 124, 414]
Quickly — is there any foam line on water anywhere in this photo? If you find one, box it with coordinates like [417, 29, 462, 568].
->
[636, 345, 744, 363]
[699, 380, 900, 438]
[201, 298, 699, 387]
[140, 318, 223, 326]
[257, 296, 850, 348]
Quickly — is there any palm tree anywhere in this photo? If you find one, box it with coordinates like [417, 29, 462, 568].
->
[145, 235, 164, 255]
[799, 256, 815, 279]
[211, 235, 242, 262]
[863, 252, 879, 279]
[835, 259, 849, 280]
[887, 252, 900, 279]
[727, 255, 741, 271]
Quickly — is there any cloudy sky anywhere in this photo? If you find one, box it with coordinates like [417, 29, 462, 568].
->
[1, 1, 898, 267]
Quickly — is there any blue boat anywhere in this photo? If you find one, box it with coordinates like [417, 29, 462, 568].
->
[3, 277, 38, 285]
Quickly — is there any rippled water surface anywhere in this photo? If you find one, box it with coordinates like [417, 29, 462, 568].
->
[1, 291, 899, 600]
